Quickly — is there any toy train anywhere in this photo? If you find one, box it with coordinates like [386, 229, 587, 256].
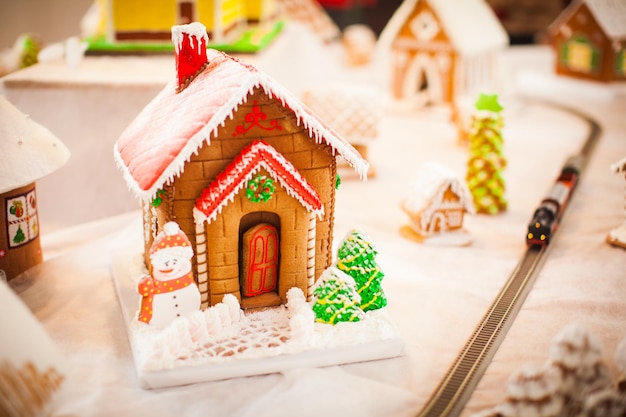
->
[526, 155, 584, 247]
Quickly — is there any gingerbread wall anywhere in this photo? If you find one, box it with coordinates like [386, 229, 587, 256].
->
[551, 2, 624, 82]
[111, 0, 247, 43]
[0, 183, 43, 281]
[202, 176, 312, 306]
[145, 87, 337, 307]
[391, 1, 456, 105]
[111, 0, 177, 41]
[439, 186, 464, 232]
[404, 185, 465, 235]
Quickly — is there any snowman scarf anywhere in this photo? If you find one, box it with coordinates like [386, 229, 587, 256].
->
[137, 271, 195, 324]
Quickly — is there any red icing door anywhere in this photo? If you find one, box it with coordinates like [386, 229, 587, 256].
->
[242, 223, 278, 297]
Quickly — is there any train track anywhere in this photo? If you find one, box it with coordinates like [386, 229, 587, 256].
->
[415, 100, 601, 417]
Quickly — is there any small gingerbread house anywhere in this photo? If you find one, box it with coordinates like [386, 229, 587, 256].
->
[379, 0, 508, 110]
[401, 162, 473, 237]
[546, 0, 626, 83]
[115, 23, 367, 310]
[106, 0, 279, 44]
[607, 156, 626, 249]
[0, 96, 70, 282]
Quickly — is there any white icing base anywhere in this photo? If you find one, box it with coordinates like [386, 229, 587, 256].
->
[111, 249, 403, 389]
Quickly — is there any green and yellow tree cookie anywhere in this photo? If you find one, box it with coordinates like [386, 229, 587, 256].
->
[312, 267, 364, 325]
[466, 94, 507, 214]
[336, 229, 387, 312]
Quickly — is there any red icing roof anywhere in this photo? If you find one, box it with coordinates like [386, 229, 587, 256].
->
[114, 49, 367, 201]
[194, 140, 323, 224]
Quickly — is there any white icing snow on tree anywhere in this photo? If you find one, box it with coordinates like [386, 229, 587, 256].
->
[579, 387, 626, 417]
[471, 325, 626, 417]
[336, 228, 387, 312]
[577, 335, 626, 417]
[471, 363, 564, 417]
[312, 266, 364, 325]
[547, 324, 613, 416]
[614, 336, 626, 394]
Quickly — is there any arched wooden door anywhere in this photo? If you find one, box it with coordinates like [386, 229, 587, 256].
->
[241, 223, 278, 297]
[403, 53, 443, 107]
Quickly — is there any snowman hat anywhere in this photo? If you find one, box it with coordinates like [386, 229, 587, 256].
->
[149, 222, 194, 263]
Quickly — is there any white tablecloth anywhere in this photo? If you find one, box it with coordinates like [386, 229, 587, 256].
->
[3, 42, 626, 417]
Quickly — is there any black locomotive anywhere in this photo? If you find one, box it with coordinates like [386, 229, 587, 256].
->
[527, 201, 558, 245]
[526, 156, 583, 247]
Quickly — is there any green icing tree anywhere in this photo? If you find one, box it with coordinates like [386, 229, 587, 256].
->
[466, 93, 507, 214]
[19, 34, 42, 69]
[336, 229, 387, 312]
[312, 267, 364, 325]
[13, 225, 26, 245]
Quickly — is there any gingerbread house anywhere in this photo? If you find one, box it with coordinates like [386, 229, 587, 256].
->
[276, 0, 340, 43]
[244, 0, 280, 25]
[105, 0, 279, 44]
[401, 162, 473, 239]
[546, 0, 626, 83]
[115, 23, 368, 310]
[607, 156, 626, 249]
[302, 84, 381, 176]
[0, 96, 70, 282]
[378, 0, 508, 110]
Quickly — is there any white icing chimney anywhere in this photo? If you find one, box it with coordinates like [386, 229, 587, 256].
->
[171, 22, 209, 92]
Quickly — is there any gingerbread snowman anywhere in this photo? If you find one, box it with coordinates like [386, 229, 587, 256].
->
[137, 222, 201, 327]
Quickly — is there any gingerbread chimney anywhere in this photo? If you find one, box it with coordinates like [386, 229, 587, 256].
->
[172, 22, 209, 92]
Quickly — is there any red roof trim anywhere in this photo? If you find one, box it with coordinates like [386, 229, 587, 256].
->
[194, 141, 323, 223]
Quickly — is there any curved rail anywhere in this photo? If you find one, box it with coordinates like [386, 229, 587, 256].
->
[415, 100, 601, 417]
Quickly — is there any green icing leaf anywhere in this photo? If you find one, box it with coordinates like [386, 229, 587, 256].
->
[475, 94, 503, 113]
[151, 189, 166, 207]
[246, 175, 275, 203]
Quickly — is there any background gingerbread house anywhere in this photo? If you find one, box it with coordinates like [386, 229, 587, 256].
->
[378, 0, 508, 111]
[0, 96, 70, 282]
[607, 156, 626, 248]
[115, 23, 367, 310]
[546, 0, 626, 83]
[101, 0, 279, 45]
[276, 0, 340, 43]
[401, 162, 473, 238]
[302, 84, 381, 176]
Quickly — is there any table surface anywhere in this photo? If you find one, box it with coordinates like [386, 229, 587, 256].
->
[3, 36, 626, 417]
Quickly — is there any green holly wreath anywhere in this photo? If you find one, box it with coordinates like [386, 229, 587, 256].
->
[151, 189, 166, 207]
[246, 175, 275, 203]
